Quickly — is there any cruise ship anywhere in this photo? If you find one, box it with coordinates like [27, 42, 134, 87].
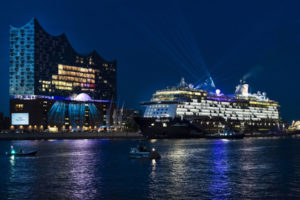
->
[288, 121, 300, 134]
[135, 78, 283, 138]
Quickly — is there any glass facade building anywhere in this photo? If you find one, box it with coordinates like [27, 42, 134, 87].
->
[9, 18, 116, 100]
[9, 18, 117, 131]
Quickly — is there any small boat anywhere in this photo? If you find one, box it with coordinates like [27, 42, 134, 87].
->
[205, 129, 244, 139]
[6, 150, 37, 156]
[129, 145, 161, 159]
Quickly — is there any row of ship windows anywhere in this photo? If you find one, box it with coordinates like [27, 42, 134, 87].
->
[176, 113, 278, 118]
[179, 105, 277, 111]
[146, 112, 168, 115]
[197, 121, 279, 126]
[188, 100, 278, 107]
[176, 111, 278, 117]
[148, 105, 170, 108]
[176, 113, 278, 119]
[182, 104, 248, 109]
[148, 108, 169, 112]
[180, 108, 277, 114]
[179, 106, 278, 111]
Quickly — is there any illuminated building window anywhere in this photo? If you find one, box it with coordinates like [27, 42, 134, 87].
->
[15, 104, 24, 111]
[48, 64, 98, 92]
[89, 57, 94, 65]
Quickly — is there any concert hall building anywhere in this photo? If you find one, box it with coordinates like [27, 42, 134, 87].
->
[9, 18, 117, 132]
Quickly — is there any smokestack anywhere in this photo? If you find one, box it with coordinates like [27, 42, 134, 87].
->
[235, 80, 249, 96]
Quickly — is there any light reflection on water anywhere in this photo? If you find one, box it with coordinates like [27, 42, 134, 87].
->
[67, 140, 101, 200]
[9, 155, 15, 166]
[1, 138, 300, 199]
[208, 140, 230, 199]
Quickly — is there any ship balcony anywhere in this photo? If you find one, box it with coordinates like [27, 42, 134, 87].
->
[198, 113, 210, 116]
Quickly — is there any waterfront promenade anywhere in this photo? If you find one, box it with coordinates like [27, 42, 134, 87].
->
[0, 130, 298, 140]
[0, 131, 143, 140]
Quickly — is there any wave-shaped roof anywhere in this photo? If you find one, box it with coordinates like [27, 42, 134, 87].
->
[12, 17, 115, 63]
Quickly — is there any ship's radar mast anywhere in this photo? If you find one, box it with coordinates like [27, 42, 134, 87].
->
[178, 77, 188, 88]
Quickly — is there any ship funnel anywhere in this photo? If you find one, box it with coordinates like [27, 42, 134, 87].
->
[235, 80, 249, 96]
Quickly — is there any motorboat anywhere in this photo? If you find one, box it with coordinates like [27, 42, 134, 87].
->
[6, 150, 37, 156]
[129, 145, 161, 159]
[6, 146, 37, 156]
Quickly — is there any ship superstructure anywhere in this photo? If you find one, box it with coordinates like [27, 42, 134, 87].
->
[135, 78, 282, 138]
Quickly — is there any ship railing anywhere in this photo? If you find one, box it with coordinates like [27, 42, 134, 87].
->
[140, 100, 179, 106]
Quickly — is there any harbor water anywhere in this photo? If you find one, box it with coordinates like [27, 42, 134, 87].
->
[0, 137, 300, 199]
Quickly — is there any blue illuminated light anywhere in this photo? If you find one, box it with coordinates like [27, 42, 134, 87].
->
[13, 95, 111, 103]
[48, 101, 101, 129]
[207, 96, 234, 102]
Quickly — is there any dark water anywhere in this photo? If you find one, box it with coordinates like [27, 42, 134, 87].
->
[1, 137, 300, 200]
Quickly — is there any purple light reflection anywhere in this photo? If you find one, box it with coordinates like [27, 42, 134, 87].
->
[207, 96, 234, 102]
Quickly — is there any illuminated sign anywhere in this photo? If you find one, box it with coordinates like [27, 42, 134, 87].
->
[11, 113, 29, 125]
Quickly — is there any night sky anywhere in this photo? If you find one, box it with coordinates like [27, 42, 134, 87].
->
[0, 0, 300, 121]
